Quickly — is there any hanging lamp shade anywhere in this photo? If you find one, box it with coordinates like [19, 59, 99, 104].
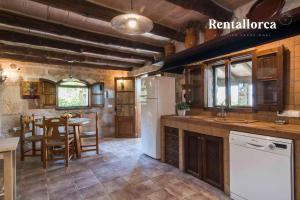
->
[111, 13, 153, 35]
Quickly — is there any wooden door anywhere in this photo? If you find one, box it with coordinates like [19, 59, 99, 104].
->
[115, 77, 136, 138]
[165, 126, 179, 168]
[184, 131, 203, 177]
[202, 135, 224, 190]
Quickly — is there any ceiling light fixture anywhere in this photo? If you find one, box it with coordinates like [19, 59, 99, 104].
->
[111, 0, 153, 35]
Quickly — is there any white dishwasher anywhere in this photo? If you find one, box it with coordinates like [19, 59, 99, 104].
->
[230, 131, 294, 200]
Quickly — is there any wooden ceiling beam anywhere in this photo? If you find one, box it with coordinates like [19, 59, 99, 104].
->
[0, 43, 142, 68]
[0, 52, 131, 71]
[166, 0, 233, 22]
[0, 11, 163, 56]
[29, 0, 180, 41]
[0, 30, 148, 65]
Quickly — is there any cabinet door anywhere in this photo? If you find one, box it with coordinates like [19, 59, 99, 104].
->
[253, 46, 284, 112]
[202, 135, 224, 190]
[165, 126, 179, 168]
[184, 66, 204, 108]
[184, 131, 202, 178]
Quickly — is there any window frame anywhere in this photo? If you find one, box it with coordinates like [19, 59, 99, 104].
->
[56, 79, 91, 110]
[212, 63, 227, 108]
[228, 58, 253, 109]
[91, 82, 105, 107]
[210, 54, 255, 112]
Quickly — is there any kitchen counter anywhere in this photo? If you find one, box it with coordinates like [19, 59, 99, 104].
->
[160, 115, 300, 199]
[162, 115, 300, 139]
[0, 137, 19, 200]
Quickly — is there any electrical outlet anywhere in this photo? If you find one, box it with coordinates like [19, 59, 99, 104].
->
[277, 110, 300, 118]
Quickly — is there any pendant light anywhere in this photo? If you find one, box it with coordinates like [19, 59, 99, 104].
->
[111, 0, 153, 35]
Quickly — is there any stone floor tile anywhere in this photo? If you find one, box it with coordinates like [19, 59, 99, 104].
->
[4, 138, 228, 200]
[147, 189, 177, 200]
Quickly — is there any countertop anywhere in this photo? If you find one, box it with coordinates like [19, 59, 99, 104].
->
[161, 115, 300, 140]
[0, 137, 19, 152]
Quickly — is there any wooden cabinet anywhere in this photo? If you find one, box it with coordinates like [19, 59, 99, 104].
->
[183, 65, 204, 108]
[184, 131, 224, 190]
[253, 46, 284, 112]
[164, 126, 179, 168]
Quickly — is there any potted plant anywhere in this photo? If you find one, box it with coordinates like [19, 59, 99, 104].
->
[176, 102, 190, 116]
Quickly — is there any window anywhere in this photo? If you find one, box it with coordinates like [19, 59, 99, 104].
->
[91, 82, 104, 107]
[57, 78, 89, 108]
[208, 54, 253, 109]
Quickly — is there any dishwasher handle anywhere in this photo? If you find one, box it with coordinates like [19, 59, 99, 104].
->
[246, 142, 266, 150]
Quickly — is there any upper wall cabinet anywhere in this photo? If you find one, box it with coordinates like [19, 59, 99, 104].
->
[253, 46, 284, 112]
[183, 65, 204, 108]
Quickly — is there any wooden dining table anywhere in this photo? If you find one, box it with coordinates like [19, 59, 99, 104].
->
[35, 117, 90, 158]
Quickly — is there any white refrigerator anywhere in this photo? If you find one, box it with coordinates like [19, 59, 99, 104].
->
[141, 76, 175, 159]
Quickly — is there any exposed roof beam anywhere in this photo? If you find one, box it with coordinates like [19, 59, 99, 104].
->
[0, 10, 163, 57]
[0, 53, 131, 70]
[166, 0, 233, 22]
[29, 0, 180, 41]
[0, 43, 141, 68]
[0, 30, 149, 65]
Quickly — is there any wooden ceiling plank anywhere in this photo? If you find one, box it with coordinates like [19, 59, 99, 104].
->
[166, 0, 233, 22]
[0, 52, 132, 70]
[29, 0, 180, 41]
[0, 11, 160, 60]
[0, 43, 142, 68]
[0, 29, 149, 65]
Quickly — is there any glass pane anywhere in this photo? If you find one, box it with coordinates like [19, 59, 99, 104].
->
[92, 94, 104, 105]
[116, 105, 134, 116]
[116, 92, 134, 104]
[116, 79, 134, 91]
[230, 61, 253, 107]
[257, 81, 277, 105]
[189, 68, 202, 106]
[57, 87, 89, 107]
[92, 83, 104, 94]
[214, 66, 226, 106]
[257, 54, 277, 79]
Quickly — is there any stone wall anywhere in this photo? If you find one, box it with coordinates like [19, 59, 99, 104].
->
[0, 59, 128, 137]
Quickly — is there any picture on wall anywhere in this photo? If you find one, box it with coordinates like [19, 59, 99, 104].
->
[20, 81, 40, 99]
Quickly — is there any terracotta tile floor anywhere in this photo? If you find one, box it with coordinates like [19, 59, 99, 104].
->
[3, 138, 229, 200]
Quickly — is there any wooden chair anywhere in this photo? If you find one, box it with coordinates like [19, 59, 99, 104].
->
[42, 117, 75, 168]
[20, 114, 43, 161]
[80, 112, 99, 154]
[69, 113, 82, 135]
